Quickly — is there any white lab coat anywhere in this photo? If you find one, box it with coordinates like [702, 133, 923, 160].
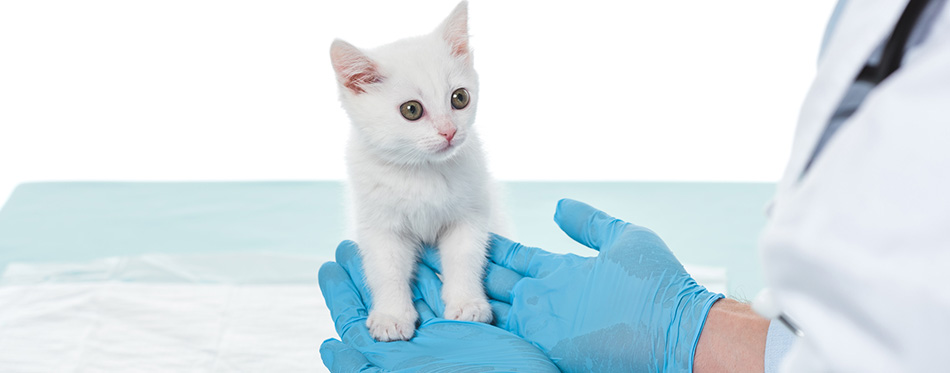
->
[759, 0, 950, 371]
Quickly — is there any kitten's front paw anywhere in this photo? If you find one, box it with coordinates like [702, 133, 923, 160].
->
[367, 309, 417, 342]
[444, 298, 493, 323]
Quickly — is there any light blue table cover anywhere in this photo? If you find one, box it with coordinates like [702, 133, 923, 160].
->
[0, 181, 774, 298]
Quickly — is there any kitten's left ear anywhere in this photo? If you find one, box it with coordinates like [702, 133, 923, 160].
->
[439, 1, 471, 61]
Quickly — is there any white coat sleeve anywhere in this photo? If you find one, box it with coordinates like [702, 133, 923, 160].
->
[763, 322, 796, 373]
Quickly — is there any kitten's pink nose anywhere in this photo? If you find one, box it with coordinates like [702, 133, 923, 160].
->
[439, 127, 456, 142]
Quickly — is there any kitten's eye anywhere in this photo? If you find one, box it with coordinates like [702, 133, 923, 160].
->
[451, 88, 470, 110]
[400, 101, 424, 121]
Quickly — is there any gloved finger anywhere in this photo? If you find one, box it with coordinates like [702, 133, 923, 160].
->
[413, 262, 445, 317]
[420, 245, 443, 273]
[432, 247, 524, 302]
[484, 262, 522, 303]
[319, 338, 380, 373]
[488, 233, 565, 278]
[424, 244, 520, 303]
[413, 297, 439, 325]
[335, 240, 375, 310]
[553, 198, 633, 254]
[318, 262, 375, 348]
[410, 265, 440, 324]
[490, 300, 511, 329]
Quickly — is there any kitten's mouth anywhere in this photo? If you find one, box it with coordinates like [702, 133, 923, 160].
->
[434, 138, 462, 156]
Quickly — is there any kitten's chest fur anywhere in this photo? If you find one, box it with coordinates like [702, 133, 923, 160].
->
[347, 137, 490, 245]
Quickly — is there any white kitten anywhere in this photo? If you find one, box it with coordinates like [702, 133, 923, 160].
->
[329, 1, 499, 342]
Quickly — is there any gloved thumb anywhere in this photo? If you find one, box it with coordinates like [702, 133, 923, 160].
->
[553, 198, 629, 253]
[319, 338, 380, 373]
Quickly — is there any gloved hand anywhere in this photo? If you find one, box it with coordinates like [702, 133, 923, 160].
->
[318, 240, 559, 373]
[422, 199, 724, 372]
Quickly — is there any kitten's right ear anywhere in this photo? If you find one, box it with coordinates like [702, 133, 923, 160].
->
[330, 39, 383, 95]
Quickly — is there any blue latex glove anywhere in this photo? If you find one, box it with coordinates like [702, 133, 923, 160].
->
[318, 240, 559, 373]
[422, 199, 724, 372]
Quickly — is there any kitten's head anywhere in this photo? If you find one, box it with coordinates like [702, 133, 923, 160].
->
[330, 1, 478, 165]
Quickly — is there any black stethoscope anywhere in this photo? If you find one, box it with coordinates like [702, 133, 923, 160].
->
[801, 0, 936, 179]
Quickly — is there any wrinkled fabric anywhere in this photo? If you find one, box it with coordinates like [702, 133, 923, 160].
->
[0, 253, 335, 373]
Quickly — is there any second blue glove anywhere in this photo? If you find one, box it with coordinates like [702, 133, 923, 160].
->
[424, 199, 724, 372]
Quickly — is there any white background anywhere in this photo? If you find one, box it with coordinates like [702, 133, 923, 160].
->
[0, 1, 837, 206]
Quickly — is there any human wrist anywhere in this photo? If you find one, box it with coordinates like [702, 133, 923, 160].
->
[668, 287, 724, 372]
[693, 299, 769, 373]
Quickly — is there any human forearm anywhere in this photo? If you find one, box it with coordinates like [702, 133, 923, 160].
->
[693, 298, 770, 373]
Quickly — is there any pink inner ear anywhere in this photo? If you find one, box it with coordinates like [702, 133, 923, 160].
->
[343, 65, 382, 94]
[449, 34, 468, 57]
[331, 41, 384, 94]
[441, 2, 469, 58]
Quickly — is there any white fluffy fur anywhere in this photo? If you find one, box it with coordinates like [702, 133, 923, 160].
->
[330, 1, 500, 342]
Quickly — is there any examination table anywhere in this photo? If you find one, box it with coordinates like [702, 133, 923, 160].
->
[0, 181, 773, 371]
